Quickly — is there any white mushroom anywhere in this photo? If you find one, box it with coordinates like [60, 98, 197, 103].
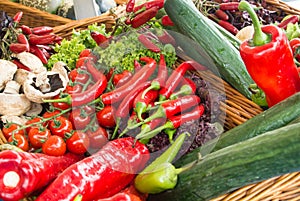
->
[12, 52, 47, 74]
[14, 69, 31, 86]
[0, 59, 18, 91]
[1, 115, 28, 125]
[0, 81, 31, 116]
[25, 102, 43, 117]
[52, 61, 69, 82]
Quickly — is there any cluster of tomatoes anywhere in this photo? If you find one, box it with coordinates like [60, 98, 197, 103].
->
[1, 48, 135, 156]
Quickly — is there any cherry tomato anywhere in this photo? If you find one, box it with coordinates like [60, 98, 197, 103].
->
[79, 49, 92, 58]
[65, 84, 83, 94]
[113, 70, 132, 86]
[42, 135, 66, 156]
[2, 123, 25, 140]
[25, 117, 43, 133]
[68, 68, 90, 83]
[66, 131, 90, 154]
[96, 105, 116, 128]
[42, 110, 61, 126]
[8, 134, 29, 151]
[69, 108, 91, 130]
[28, 126, 51, 149]
[75, 57, 89, 68]
[49, 116, 73, 139]
[87, 126, 108, 149]
[51, 95, 70, 110]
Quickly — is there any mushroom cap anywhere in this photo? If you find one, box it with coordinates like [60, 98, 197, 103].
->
[0, 60, 18, 91]
[0, 93, 31, 116]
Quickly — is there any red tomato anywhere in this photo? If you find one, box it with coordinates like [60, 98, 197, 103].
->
[66, 131, 90, 154]
[75, 57, 89, 68]
[42, 135, 66, 156]
[113, 70, 132, 86]
[42, 110, 61, 126]
[49, 116, 73, 139]
[8, 134, 29, 151]
[69, 108, 91, 130]
[65, 84, 83, 94]
[25, 117, 43, 133]
[28, 126, 51, 149]
[87, 126, 108, 149]
[2, 123, 25, 140]
[96, 105, 116, 128]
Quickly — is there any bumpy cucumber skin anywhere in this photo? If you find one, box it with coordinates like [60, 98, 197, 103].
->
[149, 122, 300, 201]
[164, 0, 254, 99]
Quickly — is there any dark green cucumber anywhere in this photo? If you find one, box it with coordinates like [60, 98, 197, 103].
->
[149, 122, 300, 201]
[164, 0, 253, 99]
[176, 92, 300, 166]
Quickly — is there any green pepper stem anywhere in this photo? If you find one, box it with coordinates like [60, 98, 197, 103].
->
[175, 160, 197, 175]
[141, 81, 160, 99]
[238, 0, 270, 46]
[43, 95, 72, 105]
[135, 121, 172, 140]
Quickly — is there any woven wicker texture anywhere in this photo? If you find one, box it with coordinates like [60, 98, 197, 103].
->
[0, 0, 299, 200]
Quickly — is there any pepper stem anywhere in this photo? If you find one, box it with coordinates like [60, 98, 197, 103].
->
[238, 1, 270, 46]
[43, 95, 72, 105]
[135, 121, 173, 140]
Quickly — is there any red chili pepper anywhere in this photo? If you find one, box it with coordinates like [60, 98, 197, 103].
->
[30, 45, 48, 64]
[126, 0, 135, 12]
[13, 11, 23, 24]
[159, 60, 207, 101]
[113, 70, 133, 87]
[134, 117, 166, 142]
[239, 1, 300, 107]
[218, 19, 239, 35]
[0, 151, 82, 201]
[35, 137, 150, 201]
[134, 60, 142, 72]
[12, 59, 31, 71]
[20, 25, 32, 35]
[131, 6, 160, 28]
[136, 104, 205, 140]
[170, 77, 197, 100]
[134, 89, 159, 121]
[138, 34, 160, 53]
[290, 38, 300, 62]
[215, 9, 229, 21]
[219, 2, 239, 11]
[128, 95, 201, 130]
[28, 34, 56, 45]
[278, 15, 299, 30]
[9, 43, 28, 53]
[157, 30, 176, 46]
[17, 34, 30, 51]
[91, 31, 110, 48]
[32, 26, 53, 35]
[83, 57, 103, 81]
[133, 0, 164, 12]
[101, 57, 157, 105]
[161, 15, 174, 26]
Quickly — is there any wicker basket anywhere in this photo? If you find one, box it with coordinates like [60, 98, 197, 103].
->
[0, 0, 300, 200]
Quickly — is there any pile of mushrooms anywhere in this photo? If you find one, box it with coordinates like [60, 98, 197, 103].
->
[0, 52, 69, 125]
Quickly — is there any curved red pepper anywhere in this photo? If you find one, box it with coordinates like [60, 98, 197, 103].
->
[170, 77, 197, 99]
[130, 6, 160, 28]
[101, 57, 157, 105]
[138, 34, 160, 53]
[29, 34, 56, 45]
[133, 0, 164, 12]
[161, 15, 174, 27]
[35, 137, 150, 201]
[13, 11, 23, 24]
[0, 151, 82, 201]
[126, 0, 135, 12]
[17, 34, 30, 51]
[134, 89, 159, 121]
[32, 26, 53, 35]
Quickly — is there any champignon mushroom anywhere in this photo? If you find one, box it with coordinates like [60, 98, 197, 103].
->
[23, 68, 68, 103]
[1, 115, 28, 125]
[12, 52, 47, 74]
[25, 102, 43, 117]
[0, 59, 18, 91]
[0, 80, 32, 116]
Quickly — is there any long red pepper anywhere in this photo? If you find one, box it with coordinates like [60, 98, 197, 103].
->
[277, 15, 299, 30]
[157, 30, 176, 46]
[128, 95, 201, 130]
[134, 89, 159, 121]
[101, 57, 157, 105]
[17, 34, 30, 51]
[135, 104, 205, 140]
[130, 6, 160, 28]
[35, 137, 150, 201]
[28, 34, 56, 45]
[126, 0, 135, 12]
[32, 26, 53, 35]
[90, 32, 110, 48]
[30, 45, 48, 64]
[13, 11, 23, 24]
[239, 1, 300, 107]
[169, 77, 197, 100]
[0, 151, 82, 201]
[9, 43, 28, 53]
[159, 60, 207, 101]
[20, 25, 32, 35]
[138, 34, 160, 53]
[133, 0, 164, 12]
[161, 15, 174, 27]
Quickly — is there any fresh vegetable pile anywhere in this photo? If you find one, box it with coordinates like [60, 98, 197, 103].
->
[1, 0, 300, 200]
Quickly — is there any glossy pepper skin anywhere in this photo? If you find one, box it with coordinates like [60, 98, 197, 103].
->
[35, 137, 150, 201]
[0, 151, 82, 201]
[239, 1, 300, 107]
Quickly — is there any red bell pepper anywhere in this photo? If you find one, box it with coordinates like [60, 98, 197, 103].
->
[0, 151, 82, 201]
[238, 1, 300, 107]
[35, 137, 149, 201]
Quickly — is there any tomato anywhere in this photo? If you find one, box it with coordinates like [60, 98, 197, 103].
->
[66, 131, 90, 154]
[87, 126, 108, 149]
[69, 108, 91, 130]
[68, 68, 90, 83]
[49, 116, 73, 139]
[42, 110, 61, 126]
[113, 70, 132, 86]
[2, 123, 25, 140]
[51, 95, 70, 110]
[75, 57, 89, 68]
[42, 135, 66, 156]
[96, 105, 116, 128]
[28, 126, 52, 148]
[8, 134, 29, 151]
[79, 49, 92, 58]
[65, 84, 83, 94]
[25, 117, 43, 133]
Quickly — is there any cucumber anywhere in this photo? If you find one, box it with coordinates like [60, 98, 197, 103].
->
[148, 122, 300, 201]
[164, 0, 254, 99]
[176, 92, 300, 166]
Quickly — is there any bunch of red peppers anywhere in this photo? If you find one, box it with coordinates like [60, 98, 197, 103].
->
[238, 1, 300, 107]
